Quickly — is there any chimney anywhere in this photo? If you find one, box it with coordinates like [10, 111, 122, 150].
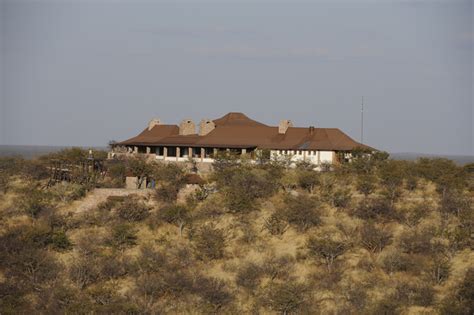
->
[179, 119, 196, 135]
[148, 118, 161, 130]
[278, 119, 293, 134]
[199, 119, 216, 136]
[309, 126, 315, 135]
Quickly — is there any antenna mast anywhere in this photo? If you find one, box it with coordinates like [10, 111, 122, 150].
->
[361, 96, 364, 144]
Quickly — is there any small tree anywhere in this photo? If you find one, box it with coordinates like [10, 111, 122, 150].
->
[192, 224, 226, 260]
[109, 223, 137, 250]
[277, 194, 321, 232]
[261, 281, 309, 314]
[359, 222, 392, 253]
[116, 197, 150, 222]
[306, 235, 348, 271]
[159, 204, 190, 236]
[356, 175, 376, 196]
[126, 156, 154, 189]
[297, 170, 319, 194]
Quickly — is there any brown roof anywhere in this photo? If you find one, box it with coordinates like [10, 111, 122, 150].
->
[118, 112, 373, 151]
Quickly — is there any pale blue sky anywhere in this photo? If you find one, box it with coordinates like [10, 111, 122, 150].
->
[0, 0, 472, 155]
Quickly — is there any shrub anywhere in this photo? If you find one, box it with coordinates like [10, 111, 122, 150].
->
[263, 213, 288, 236]
[399, 227, 435, 254]
[108, 223, 137, 250]
[352, 197, 395, 222]
[155, 183, 180, 203]
[216, 167, 279, 213]
[379, 249, 414, 274]
[356, 175, 377, 196]
[235, 262, 263, 291]
[192, 224, 226, 260]
[262, 255, 295, 281]
[276, 194, 321, 232]
[359, 222, 392, 253]
[439, 267, 474, 314]
[331, 188, 352, 208]
[306, 235, 348, 271]
[17, 187, 52, 218]
[297, 170, 319, 194]
[69, 258, 101, 289]
[158, 204, 190, 236]
[116, 197, 150, 222]
[194, 276, 233, 312]
[261, 281, 310, 314]
[50, 230, 73, 251]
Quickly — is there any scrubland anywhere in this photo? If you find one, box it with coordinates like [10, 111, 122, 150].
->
[0, 148, 472, 314]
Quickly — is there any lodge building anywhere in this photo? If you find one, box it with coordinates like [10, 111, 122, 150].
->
[110, 112, 371, 170]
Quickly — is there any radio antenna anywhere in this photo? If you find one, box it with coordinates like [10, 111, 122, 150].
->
[361, 96, 364, 144]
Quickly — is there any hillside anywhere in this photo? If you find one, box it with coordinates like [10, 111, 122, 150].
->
[0, 149, 473, 314]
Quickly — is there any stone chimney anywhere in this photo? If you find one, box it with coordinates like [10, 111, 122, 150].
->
[309, 126, 315, 135]
[148, 118, 161, 130]
[199, 119, 216, 136]
[278, 119, 293, 134]
[179, 119, 196, 135]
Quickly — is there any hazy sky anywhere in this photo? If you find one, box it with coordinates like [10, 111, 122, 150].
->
[0, 0, 472, 155]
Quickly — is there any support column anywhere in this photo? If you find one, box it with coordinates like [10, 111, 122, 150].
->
[303, 150, 306, 161]
[213, 148, 218, 157]
[176, 147, 180, 161]
[134, 146, 138, 154]
[317, 151, 320, 165]
[164, 147, 168, 160]
[188, 147, 192, 158]
[200, 148, 205, 162]
[242, 148, 247, 155]
[146, 147, 151, 154]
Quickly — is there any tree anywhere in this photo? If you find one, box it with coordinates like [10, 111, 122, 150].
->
[261, 281, 310, 314]
[108, 223, 137, 250]
[277, 194, 321, 232]
[159, 204, 190, 236]
[192, 224, 226, 260]
[116, 197, 150, 222]
[306, 235, 348, 271]
[126, 156, 154, 189]
[297, 170, 319, 194]
[359, 222, 392, 253]
[356, 174, 376, 196]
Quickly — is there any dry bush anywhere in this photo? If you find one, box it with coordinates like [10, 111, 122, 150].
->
[378, 248, 415, 274]
[235, 262, 264, 291]
[297, 170, 319, 193]
[263, 212, 289, 236]
[260, 281, 311, 314]
[116, 197, 150, 222]
[194, 276, 233, 312]
[359, 222, 392, 253]
[398, 226, 435, 254]
[438, 268, 474, 315]
[306, 234, 348, 271]
[191, 224, 226, 260]
[352, 196, 396, 222]
[158, 204, 190, 236]
[262, 254, 295, 281]
[276, 194, 321, 232]
[356, 174, 377, 196]
[108, 223, 138, 250]
[69, 258, 101, 289]
[331, 188, 352, 208]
